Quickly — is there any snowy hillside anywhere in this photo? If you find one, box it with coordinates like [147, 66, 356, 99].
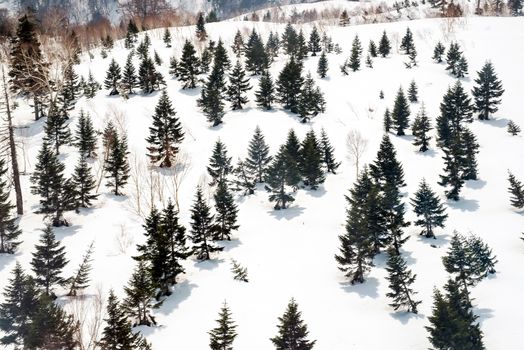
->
[1, 6, 524, 350]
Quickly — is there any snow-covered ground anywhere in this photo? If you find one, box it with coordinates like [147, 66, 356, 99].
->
[2, 12, 524, 350]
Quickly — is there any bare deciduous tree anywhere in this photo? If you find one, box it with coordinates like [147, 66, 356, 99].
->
[67, 285, 104, 350]
[346, 129, 368, 178]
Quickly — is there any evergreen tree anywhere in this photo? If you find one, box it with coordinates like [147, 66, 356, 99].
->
[124, 20, 139, 49]
[31, 225, 68, 297]
[122, 52, 138, 95]
[266, 145, 299, 210]
[385, 254, 421, 313]
[508, 0, 523, 15]
[230, 259, 249, 282]
[382, 183, 410, 255]
[455, 56, 469, 78]
[214, 39, 231, 73]
[169, 56, 178, 79]
[67, 242, 93, 296]
[245, 29, 268, 75]
[196, 12, 207, 41]
[84, 71, 101, 99]
[368, 40, 378, 57]
[339, 10, 350, 26]
[507, 120, 521, 136]
[411, 105, 432, 152]
[349, 35, 363, 72]
[146, 91, 184, 168]
[317, 51, 328, 78]
[61, 64, 81, 106]
[163, 28, 171, 48]
[365, 54, 373, 68]
[177, 40, 200, 89]
[379, 90, 384, 99]
[74, 110, 97, 158]
[408, 80, 418, 103]
[472, 61, 504, 120]
[460, 128, 479, 181]
[319, 128, 340, 174]
[231, 160, 256, 196]
[245, 126, 272, 182]
[72, 155, 98, 208]
[266, 31, 281, 61]
[138, 56, 165, 94]
[208, 140, 233, 186]
[277, 59, 304, 113]
[284, 129, 302, 168]
[296, 30, 309, 61]
[446, 42, 468, 78]
[102, 121, 117, 162]
[105, 132, 130, 196]
[282, 23, 298, 56]
[297, 73, 326, 123]
[383, 108, 392, 132]
[432, 41, 445, 63]
[391, 87, 410, 136]
[370, 135, 406, 189]
[213, 180, 239, 241]
[411, 179, 447, 238]
[270, 299, 315, 350]
[439, 142, 465, 201]
[123, 261, 158, 327]
[400, 27, 415, 54]
[378, 30, 391, 57]
[255, 71, 275, 110]
[0, 157, 22, 254]
[209, 302, 237, 350]
[508, 171, 524, 208]
[190, 187, 223, 260]
[44, 103, 71, 155]
[299, 130, 324, 190]
[308, 27, 321, 56]
[231, 30, 244, 57]
[227, 61, 251, 110]
[104, 58, 121, 95]
[199, 63, 226, 127]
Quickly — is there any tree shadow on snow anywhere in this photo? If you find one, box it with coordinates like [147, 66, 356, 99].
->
[448, 198, 479, 212]
[154, 280, 197, 317]
[220, 239, 241, 252]
[465, 179, 486, 190]
[178, 86, 201, 97]
[389, 310, 425, 324]
[340, 276, 380, 299]
[267, 206, 305, 221]
[419, 148, 438, 158]
[304, 186, 327, 198]
[479, 118, 509, 129]
[415, 233, 450, 247]
[194, 258, 223, 271]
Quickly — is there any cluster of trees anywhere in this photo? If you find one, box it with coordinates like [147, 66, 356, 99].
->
[340, 30, 392, 74]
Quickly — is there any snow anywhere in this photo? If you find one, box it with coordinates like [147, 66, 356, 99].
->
[2, 10, 524, 350]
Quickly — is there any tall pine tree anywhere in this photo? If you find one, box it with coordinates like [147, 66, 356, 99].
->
[190, 187, 223, 260]
[270, 299, 316, 350]
[410, 179, 447, 238]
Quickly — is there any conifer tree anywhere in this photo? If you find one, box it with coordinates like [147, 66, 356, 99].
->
[72, 155, 98, 208]
[169, 56, 178, 79]
[349, 35, 362, 72]
[138, 56, 165, 94]
[383, 108, 392, 132]
[400, 27, 415, 55]
[277, 59, 304, 113]
[508, 171, 524, 208]
[365, 54, 373, 68]
[163, 28, 171, 48]
[227, 61, 251, 110]
[177, 40, 200, 89]
[308, 27, 321, 56]
[105, 132, 130, 196]
[231, 160, 256, 196]
[266, 145, 299, 210]
[455, 56, 468, 78]
[282, 23, 298, 56]
[146, 91, 184, 168]
[102, 121, 117, 162]
[446, 42, 468, 78]
[267, 31, 281, 61]
[44, 104, 71, 155]
[0, 157, 22, 254]
[231, 30, 244, 57]
[255, 71, 275, 110]
[378, 30, 391, 57]
[408, 80, 418, 103]
[508, 0, 523, 15]
[31, 225, 68, 297]
[507, 120, 521, 135]
[208, 140, 233, 186]
[472, 61, 504, 120]
[370, 135, 406, 189]
[317, 51, 328, 78]
[411, 105, 432, 152]
[61, 64, 81, 107]
[124, 20, 139, 49]
[123, 261, 158, 327]
[368, 40, 378, 57]
[122, 52, 138, 95]
[84, 70, 101, 98]
[213, 39, 231, 73]
[104, 58, 121, 95]
[245, 29, 268, 75]
[380, 90, 384, 99]
[460, 128, 479, 181]
[213, 180, 239, 241]
[439, 145, 464, 201]
[284, 129, 302, 168]
[209, 302, 238, 350]
[382, 183, 410, 255]
[190, 187, 223, 260]
[411, 179, 447, 238]
[339, 10, 350, 26]
[199, 63, 226, 127]
[297, 73, 326, 123]
[245, 126, 272, 182]
[300, 130, 324, 190]
[432, 41, 445, 63]
[67, 242, 93, 296]
[74, 110, 97, 158]
[319, 128, 340, 174]
[196, 12, 207, 41]
[271, 299, 315, 350]
[230, 259, 249, 282]
[391, 87, 410, 136]
[385, 254, 421, 313]
[296, 30, 309, 61]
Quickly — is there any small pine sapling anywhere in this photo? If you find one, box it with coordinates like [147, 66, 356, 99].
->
[230, 259, 249, 282]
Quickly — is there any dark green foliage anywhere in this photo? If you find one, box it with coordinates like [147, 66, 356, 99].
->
[0, 157, 21, 254]
[408, 80, 418, 103]
[104, 58, 121, 95]
[214, 180, 239, 241]
[400, 27, 415, 54]
[190, 187, 224, 260]
[67, 242, 93, 296]
[277, 59, 304, 113]
[348, 35, 362, 71]
[214, 39, 232, 74]
[411, 105, 432, 152]
[411, 179, 447, 238]
[200, 46, 213, 75]
[296, 29, 309, 61]
[507, 120, 521, 135]
[368, 40, 378, 57]
[227, 61, 251, 110]
[383, 108, 392, 132]
[177, 40, 200, 89]
[123, 261, 158, 327]
[378, 30, 391, 57]
[432, 41, 445, 63]
[455, 56, 468, 78]
[365, 54, 373, 68]
[44, 103, 71, 155]
[31, 225, 68, 296]
[319, 128, 340, 174]
[138, 56, 165, 94]
[196, 12, 207, 41]
[297, 73, 326, 123]
[104, 132, 130, 196]
[245, 29, 268, 75]
[199, 62, 226, 127]
[472, 61, 504, 120]
[163, 28, 171, 47]
[369, 134, 406, 189]
[231, 29, 244, 57]
[124, 20, 139, 49]
[255, 71, 275, 110]
[270, 299, 315, 350]
[381, 184, 410, 255]
[74, 110, 97, 158]
[61, 64, 81, 107]
[231, 160, 256, 196]
[379, 90, 384, 99]
[299, 130, 324, 190]
[230, 259, 249, 282]
[438, 145, 465, 201]
[391, 87, 410, 136]
[460, 128, 479, 181]
[317, 50, 328, 78]
[508, 0, 523, 15]
[267, 31, 281, 61]
[245, 126, 272, 182]
[72, 155, 98, 208]
[208, 140, 233, 186]
[385, 254, 421, 313]
[446, 42, 468, 78]
[266, 145, 299, 210]
[508, 171, 524, 208]
[84, 70, 101, 98]
[169, 56, 178, 79]
[146, 91, 184, 168]
[122, 52, 138, 95]
[308, 27, 322, 56]
[209, 302, 237, 350]
[339, 10, 349, 26]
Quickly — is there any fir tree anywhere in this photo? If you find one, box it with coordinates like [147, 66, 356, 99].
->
[411, 179, 447, 238]
[196, 12, 207, 41]
[163, 28, 171, 48]
[61, 64, 81, 106]
[365, 54, 373, 68]
[317, 51, 328, 78]
[472, 61, 504, 120]
[124, 20, 139, 49]
[400, 27, 415, 55]
[102, 121, 117, 162]
[411, 105, 432, 152]
[231, 30, 244, 57]
[190, 187, 223, 260]
[74, 110, 97, 158]
[105, 132, 130, 196]
[123, 261, 158, 327]
[146, 91, 184, 168]
[245, 29, 268, 75]
[391, 87, 410, 136]
[308, 26, 321, 56]
[0, 157, 22, 254]
[177, 40, 200, 89]
[255, 71, 275, 110]
[44, 104, 71, 155]
[227, 61, 251, 110]
[296, 30, 309, 61]
[104, 58, 121, 95]
[507, 120, 521, 136]
[284, 129, 302, 168]
[432, 41, 445, 63]
[266, 145, 299, 210]
[169, 56, 178, 79]
[408, 80, 418, 103]
[31, 224, 68, 297]
[209, 302, 238, 350]
[266, 31, 281, 61]
[213, 180, 239, 241]
[300, 130, 325, 190]
[460, 128, 479, 181]
[507, 171, 524, 209]
[199, 64, 226, 127]
[208, 140, 233, 186]
[67, 242, 93, 296]
[200, 47, 213, 75]
[382, 183, 410, 255]
[378, 30, 391, 57]
[455, 56, 468, 78]
[385, 254, 421, 313]
[72, 155, 98, 208]
[319, 128, 340, 174]
[84, 70, 101, 98]
[270, 299, 316, 350]
[379, 90, 384, 99]
[370, 135, 406, 189]
[230, 259, 249, 282]
[138, 56, 165, 94]
[231, 160, 256, 196]
[446, 42, 468, 78]
[214, 39, 232, 74]
[349, 35, 363, 72]
[383, 108, 392, 132]
[438, 142, 465, 201]
[297, 73, 326, 123]
[368, 40, 378, 57]
[277, 59, 304, 113]
[245, 126, 272, 182]
[122, 52, 138, 95]
[339, 10, 350, 26]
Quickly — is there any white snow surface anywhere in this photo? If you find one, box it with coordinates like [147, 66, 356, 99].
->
[2, 13, 524, 350]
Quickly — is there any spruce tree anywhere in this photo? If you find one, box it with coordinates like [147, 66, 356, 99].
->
[300, 130, 324, 190]
[297, 73, 326, 123]
[138, 56, 165, 94]
[282, 23, 298, 56]
[105, 132, 130, 196]
[72, 155, 98, 208]
[255, 71, 275, 110]
[276, 59, 304, 113]
[410, 179, 447, 238]
[391, 87, 410, 136]
[270, 299, 315, 350]
[408, 80, 418, 103]
[439, 144, 465, 201]
[432, 41, 445, 63]
[317, 51, 328, 78]
[245, 126, 272, 182]
[209, 302, 238, 350]
[460, 128, 479, 181]
[319, 128, 340, 174]
[122, 52, 138, 95]
[230, 259, 249, 282]
[67, 242, 93, 296]
[177, 40, 200, 89]
[472, 61, 504, 120]
[169, 56, 178, 79]
[163, 28, 171, 47]
[213, 180, 239, 241]
[74, 110, 97, 158]
[84, 70, 101, 98]
[378, 30, 391, 57]
[385, 254, 421, 313]
[245, 29, 268, 75]
[213, 39, 232, 74]
[400, 27, 415, 54]
[382, 183, 410, 255]
[370, 134, 406, 189]
[0, 157, 22, 254]
[190, 187, 223, 260]
[411, 105, 432, 152]
[124, 20, 139, 49]
[508, 0, 523, 15]
[339, 10, 349, 26]
[208, 140, 233, 186]
[196, 12, 207, 41]
[123, 261, 158, 327]
[227, 61, 251, 110]
[267, 31, 281, 61]
[508, 171, 524, 208]
[368, 40, 378, 57]
[61, 63, 81, 107]
[296, 30, 309, 61]
[349, 35, 362, 72]
[31, 224, 68, 297]
[308, 27, 321, 56]
[365, 54, 373, 68]
[231, 30, 244, 57]
[507, 120, 521, 136]
[199, 63, 226, 127]
[383, 108, 392, 132]
[266, 145, 299, 210]
[446, 42, 468, 78]
[231, 160, 256, 196]
[104, 58, 121, 95]
[146, 91, 184, 168]
[455, 56, 469, 78]
[44, 104, 71, 155]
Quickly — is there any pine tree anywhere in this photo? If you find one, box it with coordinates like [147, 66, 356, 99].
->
[400, 27, 415, 55]
[0, 157, 22, 254]
[382, 183, 410, 255]
[472, 61, 504, 120]
[507, 120, 521, 136]
[339, 9, 350, 26]
[209, 302, 238, 350]
[297, 73, 326, 123]
[411, 105, 432, 152]
[231, 30, 244, 57]
[124, 20, 139, 49]
[230, 259, 249, 282]
[105, 132, 130, 196]
[385, 254, 421, 313]
[383, 108, 392, 132]
[370, 135, 406, 189]
[368, 40, 378, 57]
[245, 126, 272, 182]
[266, 145, 299, 210]
[31, 224, 68, 297]
[271, 299, 316, 350]
[245, 29, 268, 75]
[460, 128, 479, 181]
[391, 87, 410, 136]
[177, 40, 200, 89]
[308, 26, 321, 56]
[319, 128, 340, 174]
[74, 110, 97, 158]
[408, 80, 418, 103]
[349, 35, 362, 72]
[44, 104, 71, 155]
[67, 242, 93, 296]
[169, 56, 178, 79]
[508, 0, 523, 15]
[277, 59, 304, 114]
[72, 155, 98, 208]
[507, 171, 524, 209]
[61, 64, 81, 107]
[122, 52, 138, 95]
[123, 261, 158, 327]
[138, 56, 165, 94]
[213, 180, 239, 241]
[378, 30, 391, 57]
[317, 50, 328, 78]
[231, 160, 256, 196]
[208, 140, 233, 186]
[84, 70, 101, 99]
[411, 179, 447, 238]
[255, 71, 275, 110]
[300, 130, 324, 190]
[432, 41, 445, 63]
[365, 54, 373, 68]
[455, 56, 468, 78]
[190, 187, 223, 260]
[146, 91, 184, 168]
[104, 58, 121, 95]
[163, 28, 171, 48]
[213, 39, 232, 74]
[227, 61, 251, 110]
[196, 12, 207, 41]
[199, 63, 226, 127]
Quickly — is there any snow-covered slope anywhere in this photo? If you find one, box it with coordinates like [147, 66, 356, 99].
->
[2, 12, 524, 350]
